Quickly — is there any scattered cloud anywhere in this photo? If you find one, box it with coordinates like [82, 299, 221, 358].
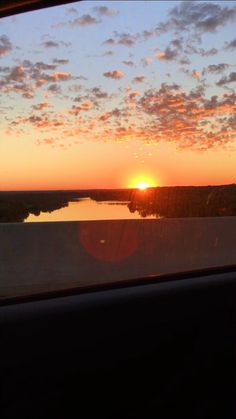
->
[155, 47, 178, 61]
[0, 35, 12, 56]
[216, 72, 236, 86]
[42, 40, 59, 48]
[90, 87, 108, 99]
[132, 75, 145, 84]
[203, 63, 230, 75]
[36, 137, 57, 145]
[103, 70, 124, 79]
[6, 65, 27, 82]
[199, 47, 218, 57]
[116, 33, 137, 47]
[67, 7, 78, 14]
[142, 30, 155, 39]
[69, 14, 100, 27]
[158, 1, 236, 35]
[32, 102, 51, 111]
[226, 38, 236, 50]
[47, 84, 61, 94]
[191, 70, 201, 80]
[102, 38, 115, 46]
[93, 6, 118, 17]
[53, 58, 69, 65]
[122, 60, 134, 67]
[69, 101, 93, 115]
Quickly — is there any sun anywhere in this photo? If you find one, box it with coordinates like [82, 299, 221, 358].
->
[136, 181, 150, 190]
[128, 175, 157, 190]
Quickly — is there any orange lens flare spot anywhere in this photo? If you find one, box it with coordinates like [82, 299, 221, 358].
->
[79, 222, 138, 262]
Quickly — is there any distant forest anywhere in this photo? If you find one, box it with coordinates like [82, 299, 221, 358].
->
[0, 185, 236, 222]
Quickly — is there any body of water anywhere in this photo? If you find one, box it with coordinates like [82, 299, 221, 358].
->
[26, 198, 157, 222]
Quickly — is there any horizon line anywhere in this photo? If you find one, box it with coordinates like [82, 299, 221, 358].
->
[1, 183, 236, 193]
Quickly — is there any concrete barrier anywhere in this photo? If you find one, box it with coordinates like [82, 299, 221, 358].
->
[1, 218, 236, 299]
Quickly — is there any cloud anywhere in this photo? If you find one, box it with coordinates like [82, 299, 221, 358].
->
[125, 88, 141, 108]
[50, 71, 71, 81]
[42, 41, 59, 48]
[216, 72, 236, 86]
[33, 71, 71, 87]
[132, 75, 145, 84]
[24, 113, 66, 128]
[159, 1, 236, 35]
[69, 101, 93, 115]
[203, 63, 230, 75]
[32, 61, 57, 71]
[226, 38, 236, 50]
[32, 102, 51, 111]
[0, 35, 12, 56]
[103, 70, 124, 79]
[191, 70, 201, 80]
[7, 65, 27, 82]
[67, 7, 78, 14]
[136, 84, 236, 150]
[155, 47, 178, 61]
[116, 33, 137, 47]
[93, 6, 118, 17]
[36, 137, 57, 146]
[102, 38, 115, 45]
[0, 58, 73, 101]
[199, 47, 218, 57]
[122, 60, 134, 67]
[142, 30, 155, 39]
[179, 58, 191, 65]
[90, 87, 108, 99]
[69, 14, 100, 27]
[47, 84, 61, 94]
[53, 58, 69, 65]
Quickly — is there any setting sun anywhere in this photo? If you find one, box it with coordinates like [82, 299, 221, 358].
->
[137, 182, 150, 190]
[128, 175, 157, 190]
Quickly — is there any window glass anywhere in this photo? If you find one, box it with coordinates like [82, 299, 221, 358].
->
[0, 1, 236, 299]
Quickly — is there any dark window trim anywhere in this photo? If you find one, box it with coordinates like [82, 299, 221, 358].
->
[1, 264, 236, 306]
[0, 0, 80, 19]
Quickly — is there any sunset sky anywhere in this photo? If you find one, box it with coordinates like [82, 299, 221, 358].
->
[0, 0, 236, 190]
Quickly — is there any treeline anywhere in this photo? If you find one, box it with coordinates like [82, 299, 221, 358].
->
[0, 191, 79, 222]
[0, 185, 236, 222]
[128, 185, 236, 218]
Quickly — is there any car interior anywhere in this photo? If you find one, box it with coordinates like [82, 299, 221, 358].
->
[1, 1, 236, 418]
